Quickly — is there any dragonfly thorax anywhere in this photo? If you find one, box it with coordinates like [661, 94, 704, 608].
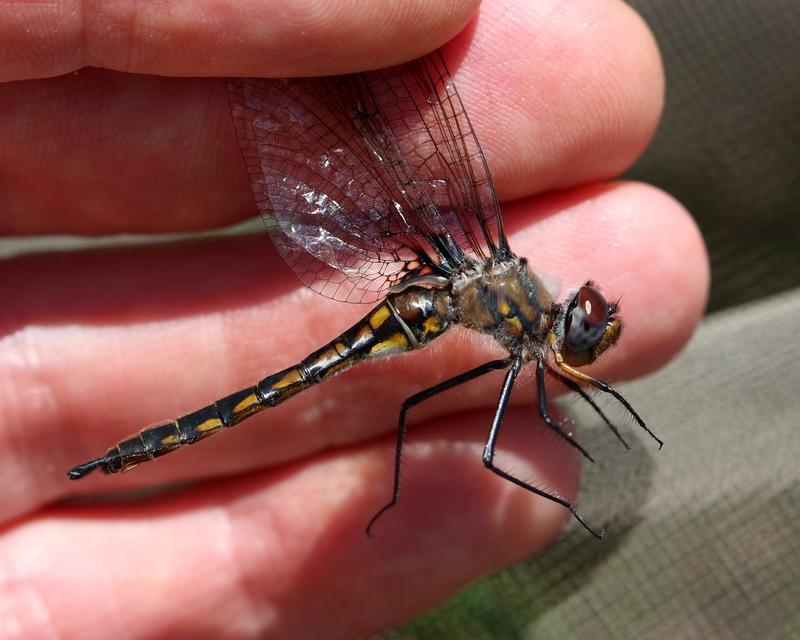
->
[452, 256, 556, 354]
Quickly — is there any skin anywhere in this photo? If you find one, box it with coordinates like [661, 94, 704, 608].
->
[0, 0, 709, 638]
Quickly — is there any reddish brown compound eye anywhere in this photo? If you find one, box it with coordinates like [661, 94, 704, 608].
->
[565, 285, 610, 351]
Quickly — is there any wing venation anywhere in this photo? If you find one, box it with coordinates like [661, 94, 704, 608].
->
[227, 52, 506, 303]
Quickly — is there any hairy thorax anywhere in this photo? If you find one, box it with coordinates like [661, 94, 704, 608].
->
[451, 257, 556, 356]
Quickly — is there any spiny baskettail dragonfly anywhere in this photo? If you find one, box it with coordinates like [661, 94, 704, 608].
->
[68, 52, 662, 537]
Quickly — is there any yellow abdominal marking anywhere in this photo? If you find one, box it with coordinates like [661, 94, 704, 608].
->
[369, 332, 409, 355]
[368, 305, 391, 329]
[320, 359, 351, 379]
[196, 418, 223, 434]
[233, 393, 260, 414]
[334, 342, 349, 356]
[498, 300, 511, 316]
[159, 434, 180, 446]
[271, 368, 304, 389]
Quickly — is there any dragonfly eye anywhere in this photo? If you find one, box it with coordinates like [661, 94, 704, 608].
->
[564, 285, 610, 352]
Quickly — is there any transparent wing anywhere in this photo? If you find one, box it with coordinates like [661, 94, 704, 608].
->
[227, 52, 507, 303]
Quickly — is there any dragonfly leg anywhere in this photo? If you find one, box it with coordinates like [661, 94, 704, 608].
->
[546, 366, 630, 449]
[365, 357, 512, 537]
[554, 355, 663, 449]
[483, 357, 604, 539]
[535, 359, 595, 462]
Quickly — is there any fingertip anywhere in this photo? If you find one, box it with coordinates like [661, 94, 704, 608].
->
[452, 0, 666, 199]
[581, 1, 666, 175]
[508, 180, 709, 379]
[602, 181, 710, 374]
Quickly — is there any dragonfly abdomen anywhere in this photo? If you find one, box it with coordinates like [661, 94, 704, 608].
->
[68, 287, 452, 478]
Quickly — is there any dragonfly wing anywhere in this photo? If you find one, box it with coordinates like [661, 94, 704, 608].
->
[227, 52, 506, 303]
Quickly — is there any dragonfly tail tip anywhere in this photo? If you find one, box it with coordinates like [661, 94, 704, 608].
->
[67, 457, 106, 480]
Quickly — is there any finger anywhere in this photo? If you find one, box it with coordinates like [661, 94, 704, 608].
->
[2, 409, 579, 640]
[448, 0, 665, 199]
[0, 181, 708, 522]
[0, 0, 479, 81]
[0, 0, 662, 235]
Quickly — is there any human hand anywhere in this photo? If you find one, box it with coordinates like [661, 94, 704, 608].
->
[0, 0, 708, 637]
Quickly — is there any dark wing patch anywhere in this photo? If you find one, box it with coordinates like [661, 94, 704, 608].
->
[227, 52, 506, 304]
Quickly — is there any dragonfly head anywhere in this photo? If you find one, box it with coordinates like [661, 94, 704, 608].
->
[551, 283, 621, 367]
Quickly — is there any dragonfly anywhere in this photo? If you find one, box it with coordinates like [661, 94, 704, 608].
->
[68, 52, 662, 538]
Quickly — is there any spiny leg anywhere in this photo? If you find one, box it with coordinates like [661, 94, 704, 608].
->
[546, 365, 630, 450]
[483, 357, 604, 539]
[555, 357, 663, 449]
[535, 359, 595, 463]
[365, 357, 512, 537]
